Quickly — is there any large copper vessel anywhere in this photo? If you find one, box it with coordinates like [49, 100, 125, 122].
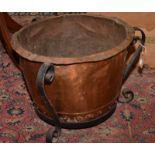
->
[11, 14, 145, 142]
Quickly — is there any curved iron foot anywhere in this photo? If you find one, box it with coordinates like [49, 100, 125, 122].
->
[46, 127, 61, 143]
[117, 88, 134, 103]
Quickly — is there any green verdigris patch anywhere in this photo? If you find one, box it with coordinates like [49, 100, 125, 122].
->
[146, 36, 155, 44]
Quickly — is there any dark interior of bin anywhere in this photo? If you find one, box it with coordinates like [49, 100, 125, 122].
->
[17, 15, 127, 57]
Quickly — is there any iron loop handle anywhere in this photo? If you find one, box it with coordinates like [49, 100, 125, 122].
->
[36, 63, 61, 143]
[123, 27, 146, 82]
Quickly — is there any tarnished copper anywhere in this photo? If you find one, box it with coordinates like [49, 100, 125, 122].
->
[11, 14, 136, 125]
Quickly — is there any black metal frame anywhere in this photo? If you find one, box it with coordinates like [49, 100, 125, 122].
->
[117, 27, 146, 104]
[36, 63, 61, 143]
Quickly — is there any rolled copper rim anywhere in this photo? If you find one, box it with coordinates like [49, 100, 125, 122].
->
[11, 14, 134, 65]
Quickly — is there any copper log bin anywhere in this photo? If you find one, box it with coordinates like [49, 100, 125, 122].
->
[11, 14, 145, 142]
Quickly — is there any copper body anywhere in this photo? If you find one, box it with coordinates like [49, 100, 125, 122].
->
[11, 15, 134, 124]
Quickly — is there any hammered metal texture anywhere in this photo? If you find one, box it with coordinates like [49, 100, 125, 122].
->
[20, 51, 126, 123]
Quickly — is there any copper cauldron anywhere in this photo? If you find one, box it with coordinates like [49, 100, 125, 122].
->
[11, 14, 145, 142]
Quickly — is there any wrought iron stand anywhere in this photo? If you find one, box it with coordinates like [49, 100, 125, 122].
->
[35, 27, 145, 143]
